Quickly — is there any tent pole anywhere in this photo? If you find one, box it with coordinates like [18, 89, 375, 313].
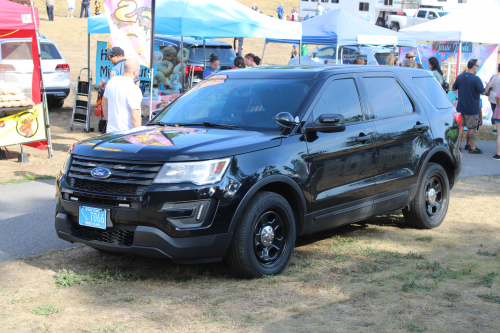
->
[336, 45, 339, 64]
[416, 46, 423, 65]
[181, 37, 184, 93]
[261, 41, 267, 65]
[148, 0, 156, 120]
[203, 39, 206, 70]
[30, 0, 53, 159]
[87, 34, 90, 78]
[456, 41, 462, 79]
[340, 46, 344, 65]
[299, 40, 302, 65]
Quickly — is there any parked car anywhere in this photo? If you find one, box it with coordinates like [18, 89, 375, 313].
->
[288, 45, 398, 66]
[155, 36, 236, 89]
[55, 65, 461, 278]
[389, 9, 449, 31]
[0, 35, 70, 108]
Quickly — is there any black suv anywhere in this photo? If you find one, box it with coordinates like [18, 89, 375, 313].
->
[55, 66, 461, 278]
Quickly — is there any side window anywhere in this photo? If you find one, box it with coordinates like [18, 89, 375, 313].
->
[315, 47, 336, 60]
[313, 78, 364, 124]
[362, 77, 406, 118]
[417, 10, 427, 18]
[413, 77, 453, 109]
[428, 11, 437, 19]
[397, 82, 415, 113]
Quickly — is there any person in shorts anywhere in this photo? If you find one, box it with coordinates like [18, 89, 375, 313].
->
[67, 0, 75, 17]
[452, 59, 485, 153]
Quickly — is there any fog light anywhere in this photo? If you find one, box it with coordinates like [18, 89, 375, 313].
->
[161, 199, 215, 229]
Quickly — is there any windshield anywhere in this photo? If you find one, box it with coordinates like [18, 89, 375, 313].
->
[154, 77, 313, 133]
[189, 46, 236, 65]
[438, 12, 449, 17]
[374, 52, 398, 65]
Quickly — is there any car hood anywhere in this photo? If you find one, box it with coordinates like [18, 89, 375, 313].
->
[72, 126, 282, 161]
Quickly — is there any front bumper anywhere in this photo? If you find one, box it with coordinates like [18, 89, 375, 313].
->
[55, 212, 231, 263]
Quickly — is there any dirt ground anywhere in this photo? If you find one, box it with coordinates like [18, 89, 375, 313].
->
[0, 176, 499, 332]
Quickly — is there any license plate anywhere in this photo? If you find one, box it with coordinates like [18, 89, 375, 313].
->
[79, 206, 107, 229]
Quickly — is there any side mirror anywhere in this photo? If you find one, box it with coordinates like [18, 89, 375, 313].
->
[305, 113, 346, 133]
[276, 112, 299, 128]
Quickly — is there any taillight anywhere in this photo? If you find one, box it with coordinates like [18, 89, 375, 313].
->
[0, 64, 16, 72]
[55, 64, 70, 72]
[452, 112, 462, 129]
[185, 65, 204, 76]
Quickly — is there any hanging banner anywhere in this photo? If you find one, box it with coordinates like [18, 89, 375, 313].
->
[104, 0, 152, 67]
[433, 41, 473, 53]
[0, 104, 46, 147]
[95, 41, 154, 85]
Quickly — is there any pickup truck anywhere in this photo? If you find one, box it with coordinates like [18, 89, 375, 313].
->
[388, 9, 449, 31]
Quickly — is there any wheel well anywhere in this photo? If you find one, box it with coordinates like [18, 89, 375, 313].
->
[259, 182, 305, 235]
[428, 152, 455, 188]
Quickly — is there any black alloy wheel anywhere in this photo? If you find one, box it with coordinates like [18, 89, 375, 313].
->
[227, 191, 296, 278]
[403, 162, 450, 229]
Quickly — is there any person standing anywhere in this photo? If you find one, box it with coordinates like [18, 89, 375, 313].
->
[46, 0, 54, 21]
[405, 51, 417, 62]
[244, 53, 261, 67]
[67, 0, 75, 18]
[483, 63, 500, 134]
[252, 3, 258, 11]
[452, 59, 485, 153]
[102, 58, 143, 133]
[386, 54, 398, 66]
[492, 90, 500, 160]
[291, 45, 298, 59]
[83, 0, 90, 18]
[291, 7, 298, 21]
[95, 0, 102, 15]
[234, 56, 245, 69]
[277, 4, 284, 20]
[203, 53, 220, 79]
[316, 2, 325, 16]
[428, 57, 444, 85]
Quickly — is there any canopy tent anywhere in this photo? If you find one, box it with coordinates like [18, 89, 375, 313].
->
[0, 0, 52, 156]
[265, 8, 417, 48]
[0, 0, 41, 105]
[400, 0, 500, 43]
[87, 0, 301, 39]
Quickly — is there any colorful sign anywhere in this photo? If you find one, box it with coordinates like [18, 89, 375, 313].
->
[104, 0, 152, 67]
[433, 41, 472, 53]
[95, 41, 154, 86]
[0, 104, 46, 147]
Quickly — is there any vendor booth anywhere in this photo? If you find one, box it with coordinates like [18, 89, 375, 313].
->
[86, 0, 302, 118]
[400, 0, 500, 123]
[264, 8, 417, 64]
[0, 0, 52, 159]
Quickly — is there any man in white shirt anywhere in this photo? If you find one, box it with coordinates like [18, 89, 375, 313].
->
[316, 2, 325, 16]
[102, 58, 142, 133]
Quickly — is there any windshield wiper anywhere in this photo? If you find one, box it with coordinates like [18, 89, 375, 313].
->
[175, 122, 240, 130]
[145, 122, 178, 126]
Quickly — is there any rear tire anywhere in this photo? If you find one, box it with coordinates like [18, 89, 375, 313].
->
[403, 163, 450, 229]
[391, 24, 400, 32]
[49, 98, 65, 108]
[227, 191, 296, 278]
[376, 18, 385, 27]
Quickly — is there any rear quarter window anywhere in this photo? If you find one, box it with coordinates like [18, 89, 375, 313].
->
[412, 77, 452, 109]
[1, 42, 32, 60]
[40, 43, 62, 60]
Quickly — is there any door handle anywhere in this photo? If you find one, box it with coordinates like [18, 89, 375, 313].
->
[414, 123, 427, 130]
[355, 134, 372, 142]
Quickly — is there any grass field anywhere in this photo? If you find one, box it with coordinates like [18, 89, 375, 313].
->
[1, 176, 499, 332]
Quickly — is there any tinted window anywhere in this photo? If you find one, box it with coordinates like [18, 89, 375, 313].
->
[189, 46, 235, 65]
[314, 79, 364, 123]
[363, 77, 406, 118]
[156, 79, 313, 132]
[40, 43, 62, 60]
[413, 77, 453, 109]
[438, 12, 449, 17]
[397, 83, 414, 113]
[417, 10, 427, 18]
[1, 42, 32, 60]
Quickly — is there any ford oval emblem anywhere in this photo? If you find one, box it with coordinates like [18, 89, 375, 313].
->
[91, 167, 112, 179]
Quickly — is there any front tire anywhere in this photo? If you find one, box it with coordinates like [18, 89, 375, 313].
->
[403, 163, 450, 229]
[391, 24, 400, 31]
[227, 191, 296, 278]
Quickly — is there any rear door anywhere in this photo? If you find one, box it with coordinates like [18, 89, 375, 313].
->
[306, 74, 378, 233]
[40, 42, 69, 91]
[359, 73, 433, 214]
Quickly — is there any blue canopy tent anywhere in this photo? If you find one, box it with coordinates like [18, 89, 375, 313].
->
[264, 8, 417, 64]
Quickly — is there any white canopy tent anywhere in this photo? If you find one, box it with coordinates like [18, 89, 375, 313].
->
[400, 0, 500, 43]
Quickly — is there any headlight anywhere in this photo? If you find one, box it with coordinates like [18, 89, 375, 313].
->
[153, 158, 231, 185]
